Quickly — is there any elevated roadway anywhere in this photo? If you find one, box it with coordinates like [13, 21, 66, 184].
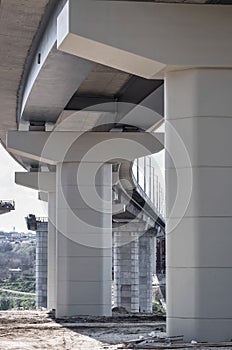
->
[0, 200, 15, 215]
[1, 0, 232, 343]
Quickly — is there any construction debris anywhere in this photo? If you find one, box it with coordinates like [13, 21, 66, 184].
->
[123, 334, 184, 348]
[123, 335, 232, 350]
[122, 342, 232, 349]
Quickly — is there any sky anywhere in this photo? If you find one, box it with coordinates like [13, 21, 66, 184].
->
[0, 144, 47, 232]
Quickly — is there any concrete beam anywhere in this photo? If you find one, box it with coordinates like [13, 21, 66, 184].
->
[57, 1, 232, 78]
[0, 209, 11, 215]
[38, 192, 49, 202]
[15, 172, 56, 192]
[19, 0, 94, 125]
[112, 203, 126, 216]
[7, 131, 164, 164]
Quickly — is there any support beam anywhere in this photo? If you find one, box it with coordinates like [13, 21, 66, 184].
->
[38, 192, 48, 202]
[15, 172, 56, 192]
[7, 131, 163, 164]
[57, 1, 232, 78]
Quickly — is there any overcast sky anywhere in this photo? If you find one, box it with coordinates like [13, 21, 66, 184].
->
[0, 144, 47, 232]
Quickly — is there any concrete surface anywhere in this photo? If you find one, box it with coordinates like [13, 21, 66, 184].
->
[0, 0, 49, 144]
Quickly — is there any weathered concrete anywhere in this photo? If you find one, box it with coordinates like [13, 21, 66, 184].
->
[139, 231, 153, 313]
[113, 222, 156, 314]
[113, 231, 140, 313]
[47, 192, 56, 310]
[36, 220, 48, 308]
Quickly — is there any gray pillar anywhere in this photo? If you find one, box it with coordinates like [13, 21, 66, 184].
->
[36, 220, 48, 308]
[152, 236, 157, 275]
[139, 231, 153, 313]
[114, 231, 139, 313]
[166, 68, 232, 341]
[56, 162, 112, 317]
[47, 192, 56, 310]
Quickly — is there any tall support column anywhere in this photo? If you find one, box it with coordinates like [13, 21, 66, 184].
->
[9, 132, 162, 318]
[47, 192, 56, 310]
[166, 68, 232, 341]
[56, 162, 112, 317]
[36, 220, 48, 308]
[152, 236, 156, 275]
[139, 231, 153, 313]
[114, 231, 139, 313]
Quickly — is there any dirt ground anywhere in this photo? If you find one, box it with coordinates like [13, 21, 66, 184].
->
[0, 309, 166, 350]
[1, 310, 232, 350]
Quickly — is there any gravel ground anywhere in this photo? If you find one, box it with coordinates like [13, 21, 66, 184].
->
[0, 310, 165, 350]
[0, 310, 231, 350]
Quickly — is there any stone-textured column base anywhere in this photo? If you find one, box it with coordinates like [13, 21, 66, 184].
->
[139, 231, 153, 313]
[47, 192, 56, 310]
[36, 221, 48, 308]
[114, 231, 139, 313]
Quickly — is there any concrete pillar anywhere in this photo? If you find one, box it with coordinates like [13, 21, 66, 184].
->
[152, 236, 157, 275]
[36, 220, 48, 308]
[139, 231, 153, 313]
[47, 192, 56, 310]
[114, 231, 139, 313]
[8, 132, 162, 318]
[166, 68, 232, 341]
[56, 162, 112, 317]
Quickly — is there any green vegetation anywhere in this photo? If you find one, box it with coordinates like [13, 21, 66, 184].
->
[0, 278, 35, 293]
[0, 240, 36, 310]
[0, 292, 35, 310]
[152, 299, 166, 315]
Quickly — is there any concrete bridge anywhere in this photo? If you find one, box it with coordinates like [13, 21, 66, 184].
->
[0, 201, 15, 215]
[1, 0, 232, 342]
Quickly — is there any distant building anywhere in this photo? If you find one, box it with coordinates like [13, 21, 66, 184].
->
[8, 268, 22, 279]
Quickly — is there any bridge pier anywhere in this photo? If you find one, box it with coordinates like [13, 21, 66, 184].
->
[113, 223, 154, 313]
[47, 192, 57, 310]
[9, 131, 162, 317]
[55, 162, 112, 317]
[113, 231, 140, 313]
[166, 68, 232, 341]
[35, 220, 48, 308]
[139, 231, 153, 313]
[18, 173, 57, 311]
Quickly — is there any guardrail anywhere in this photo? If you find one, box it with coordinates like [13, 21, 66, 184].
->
[36, 217, 48, 223]
[117, 161, 165, 228]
